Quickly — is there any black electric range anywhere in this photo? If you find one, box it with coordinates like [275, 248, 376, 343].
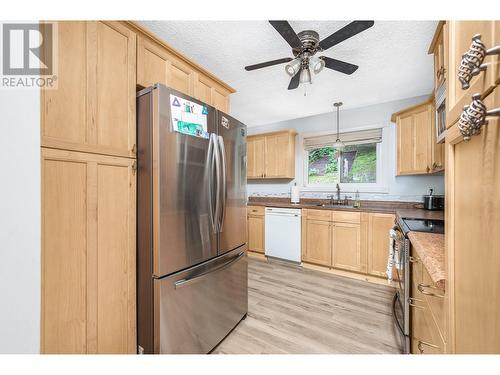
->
[396, 217, 445, 235]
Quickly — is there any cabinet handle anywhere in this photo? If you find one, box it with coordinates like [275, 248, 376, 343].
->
[408, 297, 424, 310]
[458, 93, 500, 141]
[409, 256, 420, 263]
[132, 144, 137, 154]
[458, 34, 500, 90]
[132, 161, 137, 175]
[426, 166, 430, 173]
[417, 340, 440, 353]
[417, 283, 444, 298]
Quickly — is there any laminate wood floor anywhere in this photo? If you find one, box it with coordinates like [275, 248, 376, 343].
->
[212, 256, 402, 354]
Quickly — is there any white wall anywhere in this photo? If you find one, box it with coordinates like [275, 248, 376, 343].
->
[0, 23, 41, 353]
[248, 95, 444, 202]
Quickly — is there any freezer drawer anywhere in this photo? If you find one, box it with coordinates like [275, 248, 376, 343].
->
[154, 246, 248, 353]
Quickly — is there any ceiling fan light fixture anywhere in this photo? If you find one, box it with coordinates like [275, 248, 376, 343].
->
[309, 56, 325, 74]
[285, 58, 301, 77]
[299, 67, 312, 84]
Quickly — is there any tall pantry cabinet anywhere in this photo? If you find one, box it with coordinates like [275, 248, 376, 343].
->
[41, 21, 137, 353]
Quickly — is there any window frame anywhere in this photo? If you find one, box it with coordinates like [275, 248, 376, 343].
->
[299, 125, 389, 194]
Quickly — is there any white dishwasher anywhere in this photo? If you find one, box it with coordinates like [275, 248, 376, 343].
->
[265, 207, 302, 263]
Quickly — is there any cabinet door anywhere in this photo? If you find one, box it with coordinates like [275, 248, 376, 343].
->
[41, 148, 136, 354]
[396, 103, 432, 175]
[247, 136, 265, 178]
[447, 87, 500, 353]
[413, 106, 432, 173]
[92, 158, 136, 354]
[212, 86, 230, 113]
[332, 223, 361, 272]
[367, 213, 395, 277]
[397, 114, 415, 174]
[247, 214, 265, 253]
[137, 36, 169, 88]
[90, 21, 136, 158]
[167, 56, 193, 96]
[265, 133, 290, 178]
[41, 151, 88, 354]
[41, 21, 136, 158]
[303, 219, 331, 266]
[447, 21, 499, 126]
[42, 22, 88, 149]
[194, 73, 213, 105]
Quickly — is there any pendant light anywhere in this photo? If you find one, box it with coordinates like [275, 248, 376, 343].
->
[333, 102, 345, 151]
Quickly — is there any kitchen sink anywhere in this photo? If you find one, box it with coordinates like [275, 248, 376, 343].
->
[314, 203, 356, 209]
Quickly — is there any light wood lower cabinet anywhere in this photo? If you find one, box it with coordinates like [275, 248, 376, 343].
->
[301, 209, 394, 278]
[332, 222, 361, 272]
[247, 206, 265, 253]
[367, 213, 396, 277]
[410, 254, 445, 354]
[41, 21, 137, 158]
[303, 219, 332, 267]
[41, 148, 136, 354]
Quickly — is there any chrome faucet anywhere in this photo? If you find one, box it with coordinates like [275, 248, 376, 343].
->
[336, 183, 341, 201]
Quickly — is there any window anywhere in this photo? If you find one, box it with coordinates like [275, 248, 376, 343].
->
[303, 128, 383, 189]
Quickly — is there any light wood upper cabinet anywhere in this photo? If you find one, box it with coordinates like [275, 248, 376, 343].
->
[428, 21, 446, 93]
[446, 21, 499, 127]
[42, 21, 136, 158]
[41, 148, 136, 354]
[247, 206, 265, 253]
[367, 213, 395, 278]
[247, 130, 297, 179]
[332, 222, 361, 272]
[136, 33, 232, 112]
[392, 99, 443, 175]
[137, 36, 170, 91]
[247, 136, 265, 178]
[446, 86, 500, 353]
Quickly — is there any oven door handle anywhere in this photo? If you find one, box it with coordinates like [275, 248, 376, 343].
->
[392, 293, 404, 336]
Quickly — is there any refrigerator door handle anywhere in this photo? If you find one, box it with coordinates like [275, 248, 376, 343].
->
[213, 133, 222, 232]
[173, 251, 245, 289]
[207, 134, 217, 233]
[217, 135, 227, 233]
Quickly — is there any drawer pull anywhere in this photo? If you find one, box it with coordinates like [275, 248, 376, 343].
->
[417, 283, 444, 298]
[408, 297, 424, 310]
[458, 34, 500, 90]
[417, 340, 440, 353]
[409, 256, 420, 263]
[458, 93, 500, 141]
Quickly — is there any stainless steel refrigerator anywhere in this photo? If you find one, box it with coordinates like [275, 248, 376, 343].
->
[136, 84, 248, 354]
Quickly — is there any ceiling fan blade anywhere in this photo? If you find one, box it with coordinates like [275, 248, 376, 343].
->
[319, 21, 374, 51]
[269, 21, 302, 49]
[288, 70, 301, 90]
[244, 57, 293, 71]
[321, 57, 359, 75]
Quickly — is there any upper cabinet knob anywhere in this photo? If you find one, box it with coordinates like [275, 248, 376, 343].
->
[458, 93, 500, 141]
[458, 34, 500, 90]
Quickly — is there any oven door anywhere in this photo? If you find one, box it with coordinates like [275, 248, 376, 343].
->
[392, 228, 410, 353]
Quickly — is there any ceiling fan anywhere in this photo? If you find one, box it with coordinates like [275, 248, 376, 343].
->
[244, 21, 374, 90]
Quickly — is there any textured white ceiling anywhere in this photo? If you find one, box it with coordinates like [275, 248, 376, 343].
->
[140, 21, 437, 127]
